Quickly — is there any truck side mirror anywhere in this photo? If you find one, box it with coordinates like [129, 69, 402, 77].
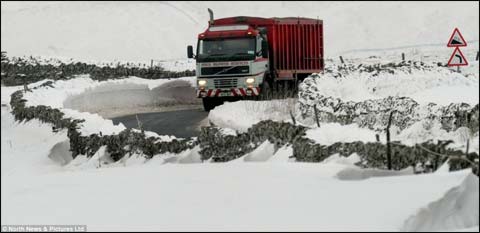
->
[187, 45, 194, 59]
[261, 41, 268, 58]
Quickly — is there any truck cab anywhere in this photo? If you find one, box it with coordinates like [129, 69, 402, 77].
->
[188, 24, 269, 111]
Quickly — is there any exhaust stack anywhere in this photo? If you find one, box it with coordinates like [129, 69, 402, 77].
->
[208, 8, 214, 25]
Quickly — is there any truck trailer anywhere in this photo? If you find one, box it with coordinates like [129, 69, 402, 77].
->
[187, 9, 324, 111]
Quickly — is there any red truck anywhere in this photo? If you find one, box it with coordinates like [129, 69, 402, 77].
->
[187, 9, 324, 111]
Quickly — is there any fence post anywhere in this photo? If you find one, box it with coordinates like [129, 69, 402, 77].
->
[290, 110, 296, 125]
[313, 104, 320, 127]
[401, 53, 405, 61]
[386, 111, 395, 170]
[339, 56, 344, 64]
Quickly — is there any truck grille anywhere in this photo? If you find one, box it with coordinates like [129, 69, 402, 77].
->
[214, 78, 238, 88]
[201, 66, 249, 76]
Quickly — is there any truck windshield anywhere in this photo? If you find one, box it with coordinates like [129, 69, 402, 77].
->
[197, 38, 255, 61]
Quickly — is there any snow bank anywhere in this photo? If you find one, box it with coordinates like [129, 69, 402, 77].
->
[63, 79, 200, 118]
[209, 99, 296, 132]
[24, 75, 196, 108]
[402, 173, 479, 231]
[268, 145, 294, 163]
[2, 161, 477, 231]
[336, 166, 414, 181]
[2, 106, 478, 231]
[303, 61, 478, 105]
[230, 140, 276, 162]
[20, 75, 197, 136]
[306, 123, 379, 145]
[1, 107, 67, 176]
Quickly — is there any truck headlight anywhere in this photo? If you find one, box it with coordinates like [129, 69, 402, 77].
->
[246, 78, 255, 84]
[198, 80, 207, 86]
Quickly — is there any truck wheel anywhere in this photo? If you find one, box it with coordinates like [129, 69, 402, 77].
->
[259, 80, 272, 100]
[202, 98, 216, 111]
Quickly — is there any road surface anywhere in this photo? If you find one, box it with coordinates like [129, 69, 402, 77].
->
[112, 109, 209, 138]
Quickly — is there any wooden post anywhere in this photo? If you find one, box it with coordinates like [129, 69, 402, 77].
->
[136, 114, 144, 134]
[289, 110, 296, 125]
[339, 56, 344, 64]
[313, 104, 320, 127]
[386, 111, 394, 170]
[375, 134, 380, 142]
[466, 139, 470, 157]
[401, 53, 405, 61]
[150, 59, 154, 69]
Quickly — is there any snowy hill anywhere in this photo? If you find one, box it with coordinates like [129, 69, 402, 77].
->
[1, 1, 479, 61]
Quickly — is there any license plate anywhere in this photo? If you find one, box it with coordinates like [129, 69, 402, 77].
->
[219, 92, 232, 97]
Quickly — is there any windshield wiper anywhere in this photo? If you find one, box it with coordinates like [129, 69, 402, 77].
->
[208, 53, 227, 57]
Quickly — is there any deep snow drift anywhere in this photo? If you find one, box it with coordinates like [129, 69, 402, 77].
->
[1, 108, 478, 231]
[20, 76, 198, 137]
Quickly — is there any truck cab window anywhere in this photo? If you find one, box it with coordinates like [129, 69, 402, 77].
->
[256, 36, 262, 56]
[197, 38, 256, 61]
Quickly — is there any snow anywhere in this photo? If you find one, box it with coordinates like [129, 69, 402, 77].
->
[1, 107, 68, 177]
[18, 75, 197, 136]
[2, 2, 479, 230]
[2, 155, 477, 231]
[1, 2, 478, 61]
[402, 173, 479, 231]
[306, 123, 380, 145]
[268, 145, 295, 163]
[230, 140, 276, 162]
[306, 57, 479, 105]
[1, 103, 479, 231]
[209, 99, 296, 132]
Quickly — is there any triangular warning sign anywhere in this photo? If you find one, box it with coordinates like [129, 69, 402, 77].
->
[447, 47, 468, 66]
[447, 28, 467, 47]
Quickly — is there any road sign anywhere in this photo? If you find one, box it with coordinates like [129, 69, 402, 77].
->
[447, 28, 467, 47]
[447, 47, 468, 66]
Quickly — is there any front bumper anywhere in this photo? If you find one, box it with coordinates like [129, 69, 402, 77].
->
[197, 87, 261, 97]
[196, 73, 264, 98]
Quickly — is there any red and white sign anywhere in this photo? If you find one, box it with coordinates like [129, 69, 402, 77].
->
[447, 28, 467, 47]
[447, 47, 468, 66]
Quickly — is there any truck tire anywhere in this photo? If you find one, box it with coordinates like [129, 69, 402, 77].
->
[202, 98, 216, 111]
[259, 80, 272, 100]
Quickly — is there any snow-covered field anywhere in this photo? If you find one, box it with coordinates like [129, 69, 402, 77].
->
[1, 105, 478, 231]
[1, 2, 478, 61]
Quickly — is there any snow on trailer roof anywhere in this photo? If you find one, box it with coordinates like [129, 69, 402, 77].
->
[212, 16, 322, 26]
[208, 25, 249, 32]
